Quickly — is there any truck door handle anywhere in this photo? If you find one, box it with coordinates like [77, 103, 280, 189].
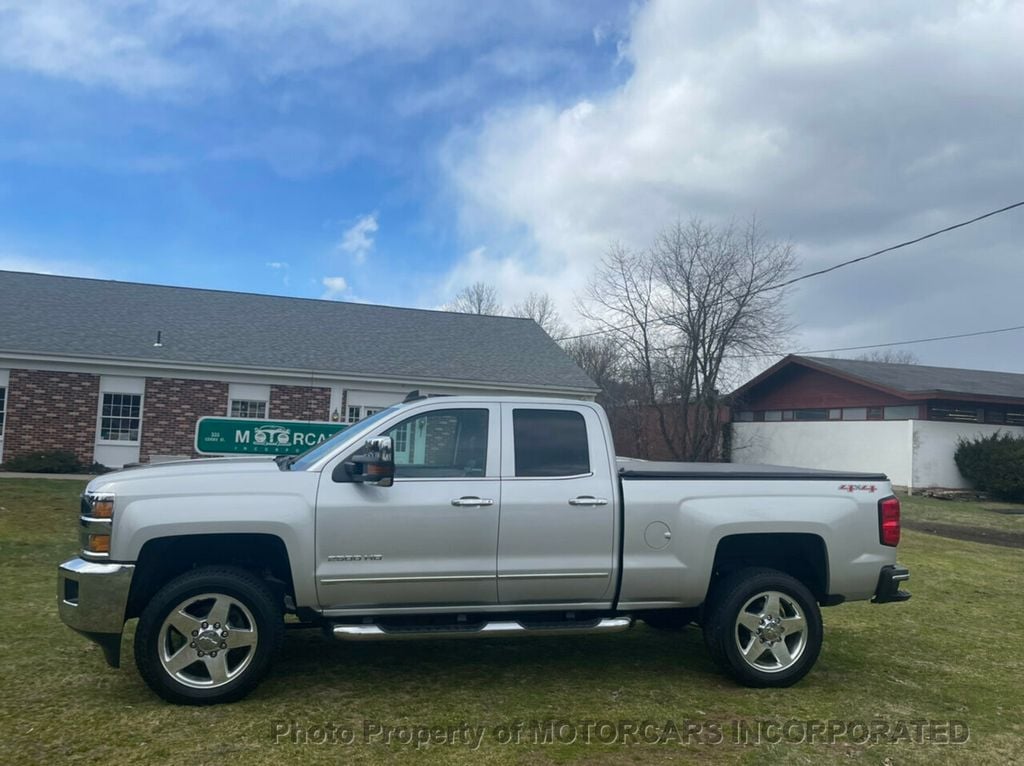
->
[569, 496, 608, 506]
[451, 496, 495, 507]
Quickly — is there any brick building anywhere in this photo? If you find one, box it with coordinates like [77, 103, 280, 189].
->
[0, 271, 597, 468]
[730, 355, 1024, 489]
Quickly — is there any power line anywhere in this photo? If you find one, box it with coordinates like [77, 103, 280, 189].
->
[766, 200, 1024, 294]
[724, 322, 1024, 360]
[556, 199, 1024, 343]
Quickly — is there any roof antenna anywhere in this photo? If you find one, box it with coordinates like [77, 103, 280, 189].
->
[153, 330, 163, 348]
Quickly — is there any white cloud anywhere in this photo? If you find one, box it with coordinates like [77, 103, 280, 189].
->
[265, 261, 288, 269]
[321, 275, 348, 299]
[0, 1, 607, 95]
[442, 0, 1024, 368]
[337, 214, 379, 263]
[0, 0, 194, 93]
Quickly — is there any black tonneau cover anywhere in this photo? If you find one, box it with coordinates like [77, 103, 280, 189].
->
[617, 460, 888, 482]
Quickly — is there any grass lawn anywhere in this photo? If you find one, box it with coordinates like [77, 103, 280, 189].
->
[1, 478, 1022, 765]
[899, 491, 1024, 533]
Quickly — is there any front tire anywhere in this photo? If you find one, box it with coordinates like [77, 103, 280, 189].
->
[702, 567, 822, 688]
[133, 566, 283, 705]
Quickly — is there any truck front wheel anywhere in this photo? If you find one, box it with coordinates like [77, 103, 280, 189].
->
[133, 566, 283, 705]
[702, 567, 822, 688]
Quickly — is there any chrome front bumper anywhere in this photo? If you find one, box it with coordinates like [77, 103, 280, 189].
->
[57, 558, 135, 667]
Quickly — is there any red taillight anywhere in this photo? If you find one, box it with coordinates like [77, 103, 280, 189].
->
[878, 496, 901, 546]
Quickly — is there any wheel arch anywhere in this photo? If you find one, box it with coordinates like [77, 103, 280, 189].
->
[126, 533, 295, 620]
[709, 533, 829, 603]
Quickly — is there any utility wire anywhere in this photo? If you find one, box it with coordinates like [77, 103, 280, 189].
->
[555, 200, 1024, 343]
[765, 200, 1024, 294]
[723, 323, 1024, 360]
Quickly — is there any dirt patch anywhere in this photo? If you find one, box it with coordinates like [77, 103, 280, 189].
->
[903, 519, 1024, 549]
[985, 506, 1024, 515]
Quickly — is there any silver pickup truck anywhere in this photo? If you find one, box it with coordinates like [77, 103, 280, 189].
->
[58, 394, 910, 705]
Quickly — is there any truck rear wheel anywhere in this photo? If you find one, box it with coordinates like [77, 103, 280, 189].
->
[133, 566, 283, 705]
[702, 567, 822, 688]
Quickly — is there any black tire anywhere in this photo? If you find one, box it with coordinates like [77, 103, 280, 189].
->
[702, 567, 822, 688]
[134, 566, 283, 705]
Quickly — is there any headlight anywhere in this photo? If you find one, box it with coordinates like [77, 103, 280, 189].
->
[81, 493, 115, 557]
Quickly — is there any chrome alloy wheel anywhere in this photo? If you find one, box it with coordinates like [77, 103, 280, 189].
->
[158, 593, 259, 689]
[733, 590, 807, 673]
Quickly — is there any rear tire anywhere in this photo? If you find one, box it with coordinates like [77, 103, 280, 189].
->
[702, 567, 822, 688]
[134, 566, 283, 705]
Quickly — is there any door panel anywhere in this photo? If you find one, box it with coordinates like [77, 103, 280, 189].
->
[315, 404, 500, 610]
[496, 404, 617, 605]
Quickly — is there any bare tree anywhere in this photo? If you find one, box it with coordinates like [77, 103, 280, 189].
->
[446, 282, 502, 315]
[562, 332, 650, 457]
[511, 292, 568, 338]
[561, 334, 622, 404]
[855, 349, 919, 365]
[582, 217, 796, 461]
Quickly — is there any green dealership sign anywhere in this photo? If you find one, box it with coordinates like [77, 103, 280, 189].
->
[194, 417, 348, 455]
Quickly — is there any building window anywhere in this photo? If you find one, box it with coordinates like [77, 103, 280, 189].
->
[345, 405, 384, 424]
[842, 408, 867, 420]
[392, 423, 409, 453]
[884, 405, 919, 420]
[0, 385, 5, 437]
[867, 407, 884, 420]
[793, 408, 828, 421]
[764, 410, 782, 421]
[1006, 410, 1024, 426]
[230, 399, 267, 419]
[929, 404, 982, 423]
[828, 409, 842, 420]
[100, 393, 141, 442]
[734, 411, 754, 422]
[985, 409, 1005, 425]
[782, 410, 793, 421]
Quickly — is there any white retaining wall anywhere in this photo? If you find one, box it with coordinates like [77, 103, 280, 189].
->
[733, 419, 1024, 489]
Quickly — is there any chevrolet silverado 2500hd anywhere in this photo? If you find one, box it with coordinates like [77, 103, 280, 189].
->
[58, 395, 910, 704]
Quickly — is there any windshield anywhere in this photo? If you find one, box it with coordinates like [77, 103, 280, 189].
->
[289, 405, 402, 471]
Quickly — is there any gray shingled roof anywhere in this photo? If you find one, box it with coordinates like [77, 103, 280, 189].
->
[0, 271, 597, 393]
[798, 355, 1024, 400]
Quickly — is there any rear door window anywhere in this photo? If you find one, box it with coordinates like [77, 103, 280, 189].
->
[512, 409, 590, 477]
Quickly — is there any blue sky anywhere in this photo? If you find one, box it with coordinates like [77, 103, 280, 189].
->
[0, 1, 630, 305]
[2, 1, 1024, 375]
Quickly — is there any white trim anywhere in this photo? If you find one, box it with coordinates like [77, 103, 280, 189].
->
[0, 351, 598, 397]
[0, 368, 7, 463]
[345, 389, 406, 409]
[99, 375, 145, 394]
[228, 382, 270, 402]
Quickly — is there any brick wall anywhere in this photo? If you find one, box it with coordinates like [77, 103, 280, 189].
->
[270, 384, 331, 422]
[2, 369, 100, 465]
[140, 378, 228, 461]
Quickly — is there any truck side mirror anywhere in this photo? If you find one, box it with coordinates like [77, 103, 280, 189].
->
[334, 436, 395, 487]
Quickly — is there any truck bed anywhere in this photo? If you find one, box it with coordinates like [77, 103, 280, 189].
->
[617, 459, 888, 481]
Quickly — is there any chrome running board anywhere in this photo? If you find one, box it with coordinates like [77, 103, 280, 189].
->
[331, 616, 633, 642]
